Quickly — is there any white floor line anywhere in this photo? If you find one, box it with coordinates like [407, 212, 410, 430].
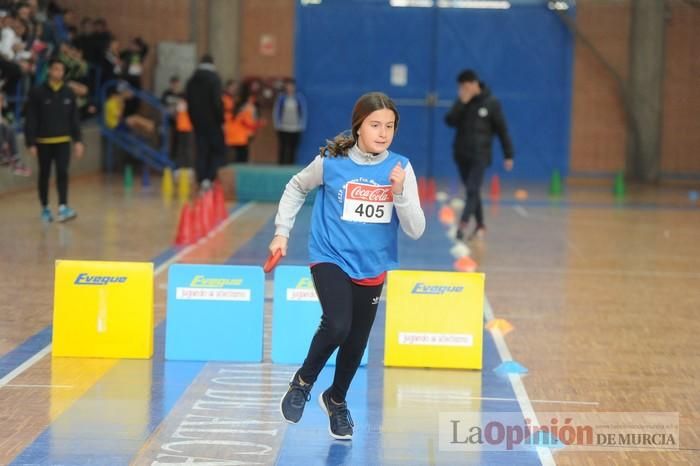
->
[485, 297, 556, 466]
[2, 384, 74, 389]
[0, 202, 256, 390]
[0, 345, 52, 387]
[485, 265, 700, 279]
[513, 205, 529, 217]
[464, 396, 598, 406]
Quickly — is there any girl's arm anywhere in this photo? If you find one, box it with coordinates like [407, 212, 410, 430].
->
[393, 161, 425, 240]
[274, 155, 324, 238]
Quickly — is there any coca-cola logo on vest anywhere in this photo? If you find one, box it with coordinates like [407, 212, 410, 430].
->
[346, 183, 393, 202]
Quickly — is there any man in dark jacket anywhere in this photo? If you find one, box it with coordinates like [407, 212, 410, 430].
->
[445, 69, 514, 241]
[185, 54, 225, 190]
[25, 58, 84, 223]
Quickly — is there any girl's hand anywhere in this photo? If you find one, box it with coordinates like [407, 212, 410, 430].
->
[268, 235, 288, 257]
[389, 162, 405, 195]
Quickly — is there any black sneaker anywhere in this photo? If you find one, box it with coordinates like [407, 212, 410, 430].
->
[319, 389, 354, 440]
[280, 373, 312, 424]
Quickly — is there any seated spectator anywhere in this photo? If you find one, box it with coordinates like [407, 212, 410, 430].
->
[0, 91, 30, 175]
[0, 15, 32, 94]
[88, 17, 112, 63]
[0, 16, 25, 61]
[120, 36, 147, 116]
[72, 16, 91, 56]
[56, 43, 87, 90]
[51, 6, 75, 45]
[100, 37, 121, 86]
[104, 82, 154, 135]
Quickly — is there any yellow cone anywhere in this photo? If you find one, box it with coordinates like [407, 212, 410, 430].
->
[178, 169, 190, 203]
[162, 168, 174, 199]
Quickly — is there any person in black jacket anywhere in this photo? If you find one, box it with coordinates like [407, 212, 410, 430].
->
[185, 54, 225, 191]
[445, 69, 514, 241]
[25, 58, 84, 223]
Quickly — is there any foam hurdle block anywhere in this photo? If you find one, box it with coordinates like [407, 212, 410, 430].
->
[232, 163, 316, 203]
[384, 270, 484, 369]
[165, 264, 264, 361]
[52, 260, 154, 358]
[271, 265, 368, 366]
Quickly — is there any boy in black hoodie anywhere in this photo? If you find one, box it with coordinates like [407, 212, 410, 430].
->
[445, 69, 514, 241]
[25, 58, 83, 223]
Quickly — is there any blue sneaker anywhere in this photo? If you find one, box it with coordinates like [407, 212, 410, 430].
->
[41, 207, 53, 223]
[57, 205, 77, 222]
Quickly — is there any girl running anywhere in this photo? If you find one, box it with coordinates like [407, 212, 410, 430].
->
[270, 92, 425, 440]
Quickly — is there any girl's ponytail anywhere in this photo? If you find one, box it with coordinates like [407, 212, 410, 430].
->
[319, 131, 355, 157]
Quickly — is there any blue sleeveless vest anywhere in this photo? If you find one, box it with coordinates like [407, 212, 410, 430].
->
[309, 151, 408, 279]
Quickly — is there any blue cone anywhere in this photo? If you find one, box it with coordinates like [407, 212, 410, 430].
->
[493, 360, 528, 375]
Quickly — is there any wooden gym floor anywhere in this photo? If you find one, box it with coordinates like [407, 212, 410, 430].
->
[0, 174, 698, 465]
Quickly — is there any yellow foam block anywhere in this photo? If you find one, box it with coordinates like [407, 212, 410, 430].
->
[52, 260, 154, 358]
[384, 270, 484, 369]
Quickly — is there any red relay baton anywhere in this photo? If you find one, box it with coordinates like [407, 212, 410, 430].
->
[263, 249, 283, 273]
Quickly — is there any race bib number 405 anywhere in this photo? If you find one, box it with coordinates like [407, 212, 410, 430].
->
[342, 182, 394, 223]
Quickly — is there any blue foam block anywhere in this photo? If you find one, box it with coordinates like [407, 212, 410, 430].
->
[271, 265, 368, 366]
[165, 264, 264, 361]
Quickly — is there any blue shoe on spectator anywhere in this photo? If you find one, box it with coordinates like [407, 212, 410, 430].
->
[41, 207, 53, 223]
[57, 205, 77, 222]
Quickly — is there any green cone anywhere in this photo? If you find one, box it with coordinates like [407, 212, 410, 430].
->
[124, 165, 134, 189]
[613, 172, 625, 198]
[549, 169, 563, 196]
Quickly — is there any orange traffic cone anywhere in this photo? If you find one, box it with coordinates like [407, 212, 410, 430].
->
[202, 190, 215, 234]
[417, 176, 427, 202]
[438, 205, 455, 225]
[454, 256, 478, 272]
[427, 178, 436, 203]
[490, 174, 501, 200]
[486, 318, 515, 336]
[193, 197, 205, 240]
[214, 183, 227, 223]
[174, 202, 193, 245]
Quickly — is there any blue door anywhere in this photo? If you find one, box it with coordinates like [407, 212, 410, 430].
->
[295, 0, 574, 181]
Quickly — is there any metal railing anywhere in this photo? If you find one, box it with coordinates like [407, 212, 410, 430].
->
[98, 79, 175, 172]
